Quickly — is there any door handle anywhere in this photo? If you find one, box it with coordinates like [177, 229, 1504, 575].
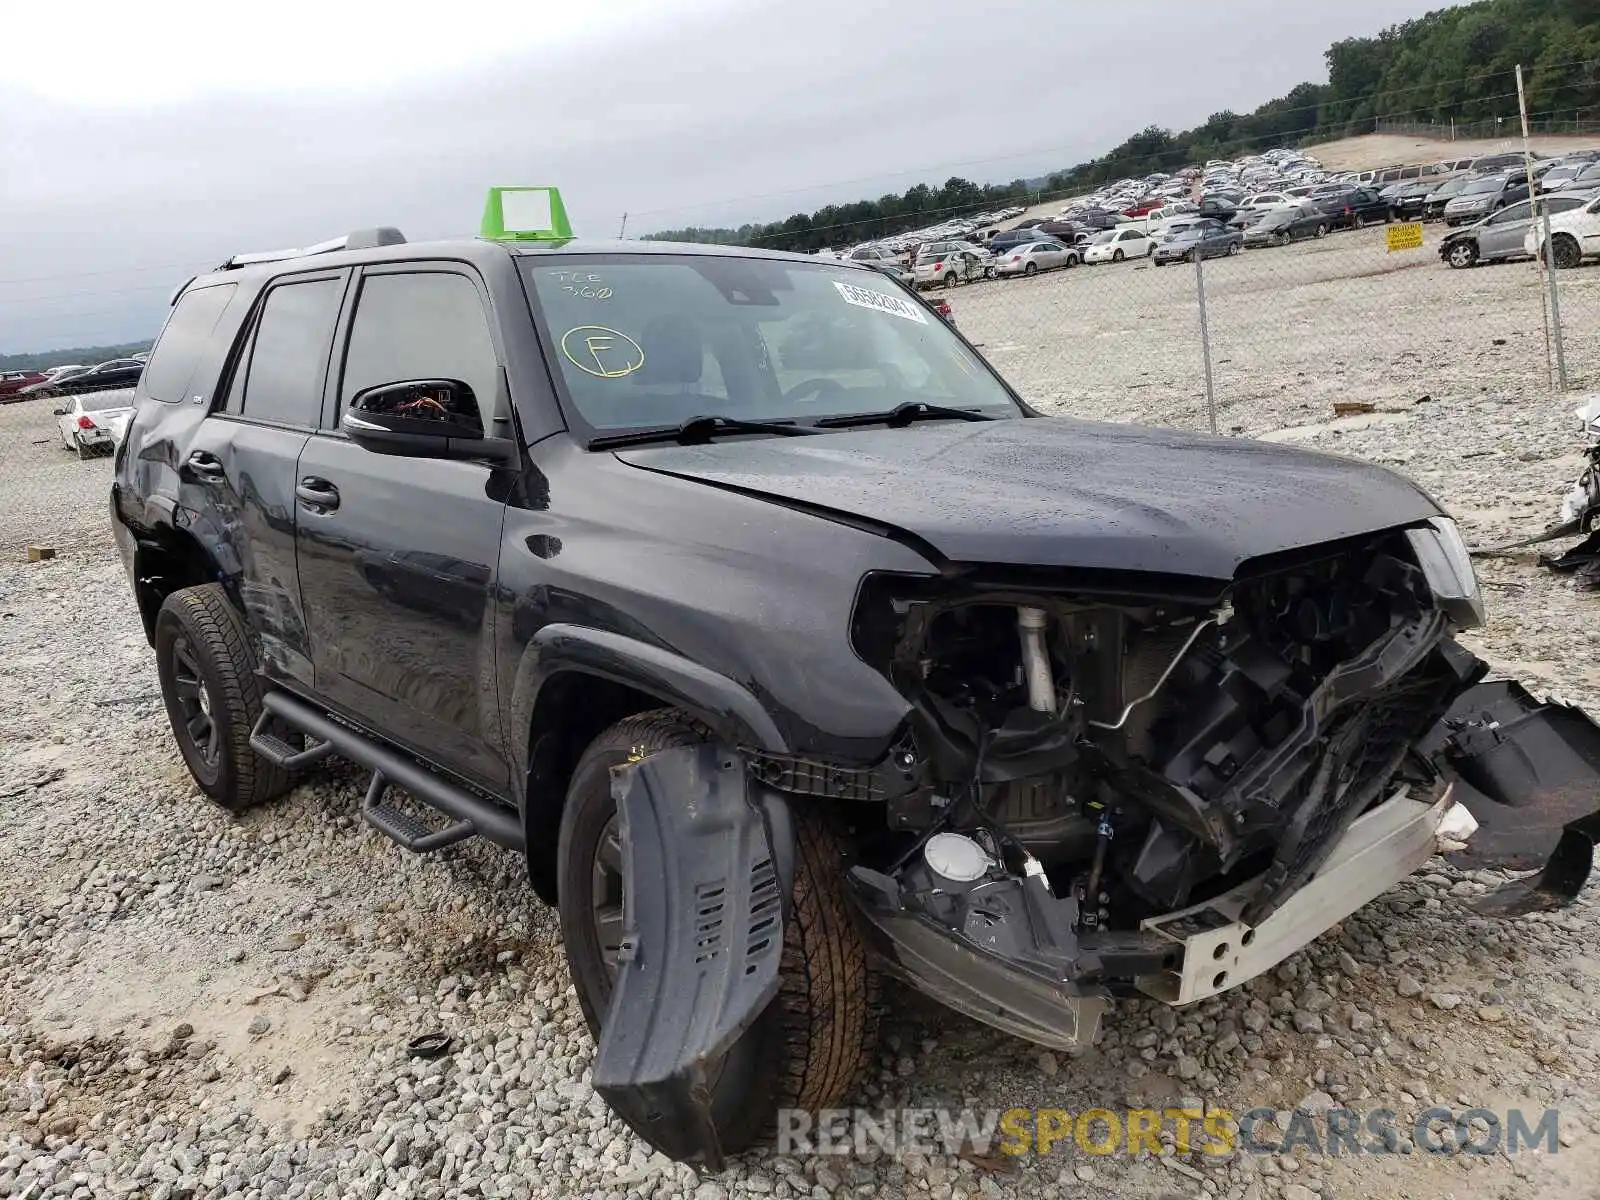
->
[183, 450, 226, 482]
[295, 477, 340, 512]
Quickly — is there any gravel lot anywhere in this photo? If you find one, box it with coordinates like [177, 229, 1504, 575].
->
[6, 232, 1600, 1200]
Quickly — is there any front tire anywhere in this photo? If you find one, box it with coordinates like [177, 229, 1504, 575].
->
[154, 584, 292, 811]
[1112, 249, 1124, 262]
[558, 710, 875, 1160]
[1447, 241, 1479, 269]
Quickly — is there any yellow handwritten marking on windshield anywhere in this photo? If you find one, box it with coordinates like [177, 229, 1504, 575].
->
[560, 325, 645, 378]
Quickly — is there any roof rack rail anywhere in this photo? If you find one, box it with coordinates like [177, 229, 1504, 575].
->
[217, 226, 406, 271]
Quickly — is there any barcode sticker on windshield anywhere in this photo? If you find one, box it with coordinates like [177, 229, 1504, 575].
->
[833, 280, 927, 324]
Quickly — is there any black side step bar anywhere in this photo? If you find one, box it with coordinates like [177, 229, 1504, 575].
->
[252, 691, 524, 853]
[362, 769, 476, 853]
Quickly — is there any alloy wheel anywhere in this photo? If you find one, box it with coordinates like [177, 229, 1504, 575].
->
[169, 635, 221, 768]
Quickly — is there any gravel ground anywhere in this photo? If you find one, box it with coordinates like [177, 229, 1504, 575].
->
[6, 238, 1600, 1200]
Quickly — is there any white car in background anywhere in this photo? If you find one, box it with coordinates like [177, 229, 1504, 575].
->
[1524, 193, 1600, 268]
[1083, 227, 1154, 263]
[1241, 192, 1299, 212]
[914, 246, 990, 288]
[53, 389, 134, 459]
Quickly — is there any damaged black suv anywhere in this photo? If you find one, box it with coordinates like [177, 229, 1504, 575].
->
[112, 209, 1600, 1169]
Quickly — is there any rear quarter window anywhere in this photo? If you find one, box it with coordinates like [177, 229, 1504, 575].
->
[142, 284, 238, 403]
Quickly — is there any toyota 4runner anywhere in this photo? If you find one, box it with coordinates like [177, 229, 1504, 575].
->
[112, 187, 1600, 1169]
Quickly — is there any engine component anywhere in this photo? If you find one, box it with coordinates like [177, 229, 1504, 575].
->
[924, 832, 993, 890]
[1088, 614, 1218, 731]
[1016, 606, 1056, 713]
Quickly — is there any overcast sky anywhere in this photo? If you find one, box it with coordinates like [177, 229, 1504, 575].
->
[1, 0, 1438, 354]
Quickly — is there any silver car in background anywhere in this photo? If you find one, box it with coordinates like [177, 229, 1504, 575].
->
[993, 240, 1082, 277]
[1439, 193, 1594, 268]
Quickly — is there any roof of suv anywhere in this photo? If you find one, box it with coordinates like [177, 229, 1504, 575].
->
[183, 235, 833, 296]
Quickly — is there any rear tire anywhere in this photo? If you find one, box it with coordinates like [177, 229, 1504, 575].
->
[558, 710, 876, 1160]
[75, 436, 88, 461]
[1024, 262, 1038, 277]
[154, 584, 293, 811]
[1315, 223, 1329, 239]
[1226, 240, 1241, 256]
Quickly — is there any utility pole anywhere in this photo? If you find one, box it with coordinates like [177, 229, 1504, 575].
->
[618, 212, 629, 239]
[1517, 63, 1568, 391]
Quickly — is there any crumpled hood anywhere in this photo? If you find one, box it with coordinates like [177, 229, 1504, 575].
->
[616, 417, 1441, 581]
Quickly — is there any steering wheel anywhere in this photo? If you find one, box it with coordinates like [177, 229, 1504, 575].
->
[783, 377, 847, 403]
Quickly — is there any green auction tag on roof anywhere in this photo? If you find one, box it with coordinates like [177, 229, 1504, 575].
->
[481, 187, 573, 242]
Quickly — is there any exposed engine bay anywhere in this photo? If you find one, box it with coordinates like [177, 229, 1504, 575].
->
[806, 521, 1600, 1044]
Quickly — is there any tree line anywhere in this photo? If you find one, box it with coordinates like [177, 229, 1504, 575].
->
[646, 0, 1600, 253]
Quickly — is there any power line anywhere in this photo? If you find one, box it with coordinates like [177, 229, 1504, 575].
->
[0, 259, 213, 288]
[0, 281, 179, 307]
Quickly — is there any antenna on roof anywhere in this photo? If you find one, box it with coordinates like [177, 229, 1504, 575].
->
[216, 226, 406, 270]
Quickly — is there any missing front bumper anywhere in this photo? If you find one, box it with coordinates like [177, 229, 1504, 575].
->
[1135, 784, 1449, 1005]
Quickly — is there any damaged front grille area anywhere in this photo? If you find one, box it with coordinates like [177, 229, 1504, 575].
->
[834, 532, 1475, 1014]
[1241, 671, 1455, 924]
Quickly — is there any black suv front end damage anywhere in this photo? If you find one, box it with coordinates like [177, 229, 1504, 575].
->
[742, 520, 1598, 1046]
[596, 515, 1600, 1153]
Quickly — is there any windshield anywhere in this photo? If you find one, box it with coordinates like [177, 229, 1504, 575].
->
[521, 254, 1021, 435]
[1461, 177, 1501, 195]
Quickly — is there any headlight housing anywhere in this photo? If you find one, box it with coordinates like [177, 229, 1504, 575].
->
[1406, 517, 1486, 628]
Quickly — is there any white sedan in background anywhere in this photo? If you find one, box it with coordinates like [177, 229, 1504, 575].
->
[1083, 227, 1154, 263]
[1241, 192, 1299, 212]
[53, 389, 134, 459]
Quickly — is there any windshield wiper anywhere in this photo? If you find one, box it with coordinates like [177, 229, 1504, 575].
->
[813, 402, 999, 430]
[588, 414, 822, 450]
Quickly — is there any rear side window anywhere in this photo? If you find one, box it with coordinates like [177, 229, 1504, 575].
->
[235, 278, 343, 426]
[339, 272, 499, 426]
[143, 284, 236, 403]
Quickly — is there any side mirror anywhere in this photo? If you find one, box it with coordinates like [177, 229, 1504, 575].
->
[341, 379, 515, 463]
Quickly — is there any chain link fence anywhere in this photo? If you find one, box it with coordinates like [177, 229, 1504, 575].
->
[927, 208, 1568, 440]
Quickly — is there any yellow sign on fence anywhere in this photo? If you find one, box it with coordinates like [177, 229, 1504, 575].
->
[1387, 222, 1424, 252]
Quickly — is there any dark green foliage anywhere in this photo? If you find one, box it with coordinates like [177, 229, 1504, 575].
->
[646, 0, 1600, 252]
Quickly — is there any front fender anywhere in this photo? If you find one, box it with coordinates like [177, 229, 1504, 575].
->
[509, 623, 790, 767]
